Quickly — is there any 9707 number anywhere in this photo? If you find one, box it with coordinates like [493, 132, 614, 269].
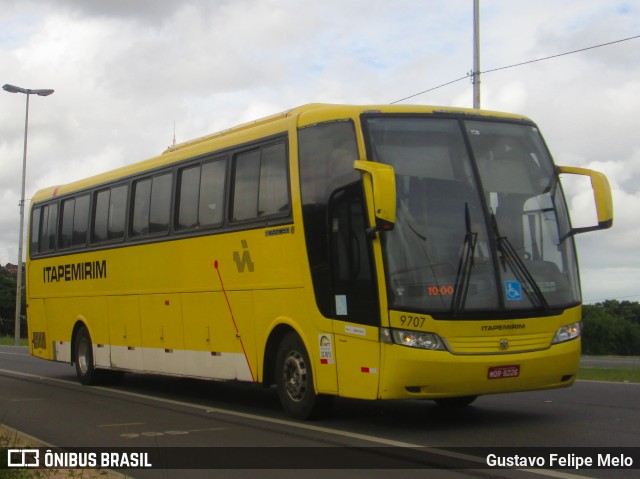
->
[399, 315, 426, 328]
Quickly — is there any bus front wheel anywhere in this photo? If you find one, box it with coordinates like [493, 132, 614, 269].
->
[275, 332, 331, 419]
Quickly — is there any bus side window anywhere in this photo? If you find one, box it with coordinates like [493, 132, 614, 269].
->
[298, 120, 360, 319]
[149, 173, 172, 234]
[131, 179, 152, 237]
[60, 198, 75, 249]
[38, 205, 50, 252]
[38, 203, 58, 254]
[30, 206, 42, 255]
[59, 194, 91, 249]
[177, 166, 201, 229]
[199, 160, 225, 226]
[93, 189, 110, 243]
[108, 185, 128, 240]
[72, 195, 90, 247]
[131, 172, 172, 237]
[258, 142, 289, 217]
[177, 159, 226, 230]
[93, 185, 127, 243]
[232, 141, 289, 223]
[232, 150, 261, 221]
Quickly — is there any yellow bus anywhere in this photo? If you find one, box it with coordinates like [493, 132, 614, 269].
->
[26, 104, 613, 419]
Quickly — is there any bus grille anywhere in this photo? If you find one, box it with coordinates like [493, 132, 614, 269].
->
[32, 332, 46, 350]
[446, 333, 552, 354]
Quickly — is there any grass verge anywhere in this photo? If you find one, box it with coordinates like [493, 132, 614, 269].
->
[578, 368, 640, 383]
[0, 425, 118, 478]
[0, 336, 27, 346]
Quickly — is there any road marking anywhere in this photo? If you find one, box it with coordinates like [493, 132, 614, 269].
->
[99, 422, 145, 428]
[0, 351, 29, 356]
[119, 427, 227, 439]
[0, 367, 602, 478]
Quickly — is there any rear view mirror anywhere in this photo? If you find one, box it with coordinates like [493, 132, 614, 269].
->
[558, 166, 613, 235]
[353, 160, 396, 234]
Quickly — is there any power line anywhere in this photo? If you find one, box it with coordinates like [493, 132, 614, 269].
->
[391, 34, 640, 104]
[391, 75, 469, 104]
[483, 34, 640, 75]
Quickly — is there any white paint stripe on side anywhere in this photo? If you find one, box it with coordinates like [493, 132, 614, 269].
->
[108, 346, 252, 381]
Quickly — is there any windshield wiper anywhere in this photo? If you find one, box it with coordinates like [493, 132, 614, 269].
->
[490, 214, 550, 311]
[450, 204, 477, 315]
[401, 213, 452, 309]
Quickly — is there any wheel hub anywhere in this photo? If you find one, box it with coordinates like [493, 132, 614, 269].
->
[282, 351, 307, 402]
[77, 338, 90, 375]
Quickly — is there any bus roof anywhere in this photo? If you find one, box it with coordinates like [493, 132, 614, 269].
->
[30, 103, 529, 204]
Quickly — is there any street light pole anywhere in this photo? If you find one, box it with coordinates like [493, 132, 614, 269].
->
[3, 83, 54, 346]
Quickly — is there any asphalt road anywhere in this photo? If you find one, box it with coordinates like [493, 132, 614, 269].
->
[1, 345, 639, 479]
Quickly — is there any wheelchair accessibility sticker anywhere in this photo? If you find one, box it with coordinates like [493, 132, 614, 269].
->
[505, 280, 523, 301]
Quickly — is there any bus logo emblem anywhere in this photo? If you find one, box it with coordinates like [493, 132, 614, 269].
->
[233, 240, 255, 273]
[499, 338, 509, 350]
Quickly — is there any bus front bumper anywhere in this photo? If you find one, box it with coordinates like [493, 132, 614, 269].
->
[378, 339, 580, 400]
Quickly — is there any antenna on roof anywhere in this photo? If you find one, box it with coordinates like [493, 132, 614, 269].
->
[172, 120, 177, 147]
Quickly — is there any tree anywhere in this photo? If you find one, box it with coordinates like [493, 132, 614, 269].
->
[0, 270, 17, 336]
[582, 301, 640, 355]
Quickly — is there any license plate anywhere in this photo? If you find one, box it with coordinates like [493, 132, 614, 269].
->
[488, 365, 520, 379]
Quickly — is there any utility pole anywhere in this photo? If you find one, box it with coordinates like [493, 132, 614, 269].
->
[473, 0, 481, 109]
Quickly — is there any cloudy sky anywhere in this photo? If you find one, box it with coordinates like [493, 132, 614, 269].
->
[1, 0, 638, 304]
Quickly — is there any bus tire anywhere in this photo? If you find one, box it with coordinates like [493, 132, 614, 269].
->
[275, 332, 331, 419]
[74, 326, 102, 386]
[434, 395, 478, 407]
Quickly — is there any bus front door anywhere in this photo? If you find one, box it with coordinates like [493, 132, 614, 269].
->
[329, 183, 381, 399]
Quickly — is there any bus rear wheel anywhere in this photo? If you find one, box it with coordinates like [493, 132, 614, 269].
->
[74, 326, 103, 385]
[275, 332, 331, 419]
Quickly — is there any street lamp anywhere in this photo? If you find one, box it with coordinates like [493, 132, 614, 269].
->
[3, 83, 54, 346]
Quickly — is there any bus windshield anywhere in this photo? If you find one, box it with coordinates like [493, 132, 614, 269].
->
[365, 116, 581, 317]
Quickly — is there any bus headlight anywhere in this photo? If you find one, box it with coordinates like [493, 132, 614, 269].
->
[552, 322, 582, 344]
[389, 329, 446, 350]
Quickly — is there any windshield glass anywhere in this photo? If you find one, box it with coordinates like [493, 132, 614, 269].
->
[365, 116, 580, 317]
